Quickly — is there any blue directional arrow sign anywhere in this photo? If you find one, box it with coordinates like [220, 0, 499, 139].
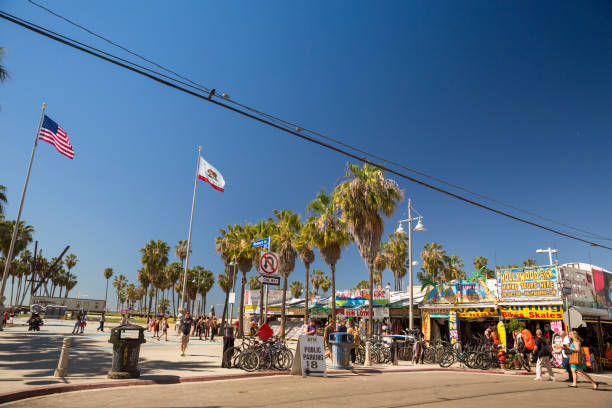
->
[251, 237, 270, 249]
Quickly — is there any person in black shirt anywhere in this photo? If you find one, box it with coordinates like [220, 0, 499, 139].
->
[337, 319, 348, 333]
[178, 311, 194, 357]
[533, 328, 555, 381]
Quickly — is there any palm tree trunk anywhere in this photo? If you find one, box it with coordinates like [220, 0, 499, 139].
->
[238, 271, 246, 338]
[368, 262, 374, 337]
[221, 289, 230, 330]
[16, 276, 22, 306]
[258, 281, 265, 326]
[147, 291, 153, 316]
[202, 293, 207, 320]
[304, 263, 310, 324]
[331, 264, 337, 325]
[171, 287, 176, 318]
[280, 275, 288, 338]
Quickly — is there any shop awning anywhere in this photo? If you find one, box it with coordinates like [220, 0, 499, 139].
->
[569, 306, 608, 319]
[420, 303, 497, 309]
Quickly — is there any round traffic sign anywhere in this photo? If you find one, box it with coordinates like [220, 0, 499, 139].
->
[259, 252, 279, 275]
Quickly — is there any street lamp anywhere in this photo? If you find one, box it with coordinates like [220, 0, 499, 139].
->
[536, 248, 558, 265]
[396, 198, 426, 330]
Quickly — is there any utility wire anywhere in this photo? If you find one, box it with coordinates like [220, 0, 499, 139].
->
[2, 9, 611, 251]
[25, 0, 612, 243]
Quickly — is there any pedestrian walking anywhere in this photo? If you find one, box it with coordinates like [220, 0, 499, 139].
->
[153, 317, 160, 338]
[79, 312, 87, 334]
[347, 320, 360, 364]
[158, 317, 169, 341]
[178, 311, 195, 357]
[72, 312, 82, 334]
[559, 330, 574, 383]
[120, 314, 128, 326]
[97, 313, 105, 332]
[210, 317, 218, 341]
[323, 320, 333, 359]
[533, 329, 555, 381]
[249, 320, 257, 337]
[306, 319, 316, 336]
[567, 330, 598, 390]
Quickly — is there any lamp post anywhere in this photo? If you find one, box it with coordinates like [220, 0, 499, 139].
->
[536, 248, 558, 265]
[396, 198, 426, 330]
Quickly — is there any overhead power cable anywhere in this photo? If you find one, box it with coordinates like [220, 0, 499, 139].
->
[23, 1, 612, 243]
[2, 9, 611, 251]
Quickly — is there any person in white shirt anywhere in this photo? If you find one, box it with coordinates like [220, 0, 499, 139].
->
[560, 330, 574, 383]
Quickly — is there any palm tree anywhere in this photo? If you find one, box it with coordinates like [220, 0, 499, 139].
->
[140, 240, 170, 315]
[64, 273, 77, 298]
[217, 270, 232, 326]
[103, 267, 113, 311]
[373, 248, 387, 288]
[137, 267, 150, 314]
[354, 280, 369, 290]
[473, 256, 495, 279]
[0, 185, 7, 218]
[295, 222, 316, 323]
[442, 254, 466, 280]
[0, 219, 34, 260]
[383, 233, 408, 291]
[308, 190, 352, 325]
[113, 274, 128, 311]
[309, 269, 327, 294]
[247, 275, 261, 290]
[419, 242, 446, 284]
[523, 259, 537, 267]
[320, 275, 331, 294]
[334, 162, 402, 365]
[165, 262, 182, 317]
[272, 209, 301, 338]
[289, 281, 303, 299]
[175, 240, 189, 266]
[0, 48, 8, 84]
[158, 297, 170, 315]
[126, 283, 137, 311]
[64, 253, 77, 275]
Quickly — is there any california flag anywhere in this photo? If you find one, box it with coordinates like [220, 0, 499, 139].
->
[197, 156, 225, 192]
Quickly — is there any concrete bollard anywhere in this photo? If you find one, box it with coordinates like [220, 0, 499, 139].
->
[54, 337, 72, 377]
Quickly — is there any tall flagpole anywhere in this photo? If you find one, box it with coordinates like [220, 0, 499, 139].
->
[0, 103, 46, 316]
[180, 146, 201, 312]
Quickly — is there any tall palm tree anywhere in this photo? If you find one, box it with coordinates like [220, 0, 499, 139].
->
[354, 280, 369, 290]
[320, 275, 331, 294]
[0, 185, 7, 218]
[175, 240, 189, 266]
[64, 253, 78, 275]
[0, 219, 34, 259]
[195, 266, 214, 316]
[473, 256, 494, 279]
[334, 162, 402, 365]
[523, 259, 537, 267]
[165, 262, 182, 317]
[289, 281, 303, 299]
[64, 273, 78, 298]
[383, 232, 408, 291]
[103, 267, 113, 311]
[217, 270, 232, 326]
[113, 274, 128, 311]
[419, 242, 446, 284]
[295, 222, 316, 324]
[137, 267, 150, 314]
[140, 240, 170, 315]
[272, 209, 301, 338]
[443, 254, 465, 280]
[310, 269, 327, 294]
[308, 190, 352, 326]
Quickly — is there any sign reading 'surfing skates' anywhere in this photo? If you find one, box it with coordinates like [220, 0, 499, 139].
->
[497, 266, 559, 299]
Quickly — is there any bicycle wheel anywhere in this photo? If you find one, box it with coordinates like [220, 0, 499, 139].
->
[223, 346, 240, 369]
[399, 345, 412, 361]
[241, 350, 260, 372]
[273, 349, 293, 370]
[423, 347, 437, 364]
[465, 352, 478, 369]
[475, 352, 491, 370]
[439, 351, 455, 368]
[519, 355, 531, 372]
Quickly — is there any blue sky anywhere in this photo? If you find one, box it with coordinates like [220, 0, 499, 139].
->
[1, 1, 611, 311]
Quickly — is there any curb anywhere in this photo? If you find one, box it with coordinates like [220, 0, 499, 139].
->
[0, 366, 534, 405]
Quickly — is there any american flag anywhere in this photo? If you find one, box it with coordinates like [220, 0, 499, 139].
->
[39, 115, 74, 159]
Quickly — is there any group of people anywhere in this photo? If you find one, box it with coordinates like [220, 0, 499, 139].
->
[71, 312, 87, 334]
[146, 315, 170, 341]
[173, 312, 221, 357]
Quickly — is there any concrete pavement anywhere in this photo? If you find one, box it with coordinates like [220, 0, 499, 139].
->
[3, 370, 610, 408]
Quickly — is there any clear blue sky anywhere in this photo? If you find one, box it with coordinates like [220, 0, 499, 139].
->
[2, 1, 611, 311]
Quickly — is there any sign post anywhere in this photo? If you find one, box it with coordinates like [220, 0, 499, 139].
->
[291, 335, 327, 378]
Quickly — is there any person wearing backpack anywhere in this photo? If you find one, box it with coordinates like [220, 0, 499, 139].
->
[521, 328, 536, 363]
[533, 329, 555, 381]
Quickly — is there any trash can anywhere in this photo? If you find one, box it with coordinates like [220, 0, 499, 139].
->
[329, 332, 354, 369]
[108, 324, 146, 379]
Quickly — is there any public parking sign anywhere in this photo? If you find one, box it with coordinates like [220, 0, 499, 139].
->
[259, 252, 280, 277]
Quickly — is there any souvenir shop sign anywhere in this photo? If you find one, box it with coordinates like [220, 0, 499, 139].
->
[423, 307, 498, 318]
[559, 267, 596, 307]
[424, 280, 495, 305]
[592, 268, 612, 309]
[244, 290, 285, 313]
[499, 304, 563, 320]
[448, 310, 459, 344]
[335, 308, 389, 319]
[497, 266, 559, 299]
[335, 290, 389, 307]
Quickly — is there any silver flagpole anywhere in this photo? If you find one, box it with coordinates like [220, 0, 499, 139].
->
[180, 146, 201, 312]
[0, 103, 46, 317]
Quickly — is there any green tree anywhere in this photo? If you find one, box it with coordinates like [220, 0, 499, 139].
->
[103, 267, 113, 311]
[289, 281, 303, 299]
[442, 254, 466, 280]
[165, 262, 182, 317]
[272, 209, 301, 338]
[113, 274, 127, 310]
[308, 190, 351, 324]
[194, 266, 214, 316]
[0, 48, 8, 84]
[523, 259, 537, 267]
[320, 274, 331, 294]
[472, 256, 494, 279]
[295, 221, 316, 324]
[310, 269, 326, 294]
[0, 184, 7, 218]
[419, 242, 446, 284]
[373, 248, 387, 289]
[140, 240, 170, 315]
[383, 233, 408, 290]
[63, 273, 77, 298]
[334, 162, 402, 345]
[354, 280, 369, 290]
[247, 275, 261, 290]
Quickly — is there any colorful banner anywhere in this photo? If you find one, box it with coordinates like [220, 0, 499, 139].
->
[499, 304, 563, 320]
[335, 308, 389, 319]
[559, 267, 596, 307]
[448, 310, 459, 344]
[335, 290, 389, 307]
[592, 268, 612, 308]
[424, 280, 495, 304]
[497, 321, 507, 351]
[497, 266, 558, 299]
[423, 307, 498, 318]
[422, 311, 431, 341]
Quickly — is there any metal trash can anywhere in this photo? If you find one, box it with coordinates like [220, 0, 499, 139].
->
[108, 324, 146, 379]
[329, 332, 354, 369]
